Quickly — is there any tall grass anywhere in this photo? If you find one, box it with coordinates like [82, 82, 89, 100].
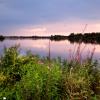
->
[0, 46, 100, 100]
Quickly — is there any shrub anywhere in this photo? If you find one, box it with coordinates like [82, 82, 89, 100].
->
[0, 46, 100, 100]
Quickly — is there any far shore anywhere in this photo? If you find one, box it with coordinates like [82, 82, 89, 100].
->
[0, 32, 100, 44]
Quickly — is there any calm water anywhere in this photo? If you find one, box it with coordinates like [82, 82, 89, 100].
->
[0, 39, 100, 61]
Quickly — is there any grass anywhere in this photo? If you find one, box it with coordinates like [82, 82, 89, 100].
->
[0, 46, 100, 100]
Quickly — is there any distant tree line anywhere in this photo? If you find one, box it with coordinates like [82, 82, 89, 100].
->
[50, 35, 67, 41]
[0, 35, 5, 41]
[1, 32, 100, 44]
[67, 32, 100, 44]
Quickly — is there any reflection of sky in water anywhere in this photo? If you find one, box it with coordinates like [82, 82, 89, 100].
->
[0, 39, 100, 61]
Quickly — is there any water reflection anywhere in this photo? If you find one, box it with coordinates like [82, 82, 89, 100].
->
[0, 39, 100, 61]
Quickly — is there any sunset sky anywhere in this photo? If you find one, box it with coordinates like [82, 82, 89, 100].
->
[0, 0, 100, 36]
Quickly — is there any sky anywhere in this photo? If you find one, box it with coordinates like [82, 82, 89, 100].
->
[0, 0, 100, 36]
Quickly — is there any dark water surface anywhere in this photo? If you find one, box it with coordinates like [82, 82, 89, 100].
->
[0, 39, 100, 61]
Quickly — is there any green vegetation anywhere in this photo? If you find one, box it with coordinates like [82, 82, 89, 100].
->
[0, 46, 100, 100]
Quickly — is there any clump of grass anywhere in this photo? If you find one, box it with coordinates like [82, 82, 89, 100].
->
[0, 46, 100, 100]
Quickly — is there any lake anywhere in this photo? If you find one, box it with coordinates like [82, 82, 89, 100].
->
[0, 39, 100, 61]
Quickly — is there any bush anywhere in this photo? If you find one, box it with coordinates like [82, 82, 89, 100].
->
[0, 46, 100, 100]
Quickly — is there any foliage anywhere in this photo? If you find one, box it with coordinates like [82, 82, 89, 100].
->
[0, 46, 100, 100]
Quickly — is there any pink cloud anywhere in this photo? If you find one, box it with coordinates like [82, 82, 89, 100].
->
[8, 19, 100, 36]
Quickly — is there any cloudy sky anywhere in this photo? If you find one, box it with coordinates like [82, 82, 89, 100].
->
[0, 0, 100, 36]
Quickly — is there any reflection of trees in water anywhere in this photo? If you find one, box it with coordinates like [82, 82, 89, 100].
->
[0, 39, 4, 42]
